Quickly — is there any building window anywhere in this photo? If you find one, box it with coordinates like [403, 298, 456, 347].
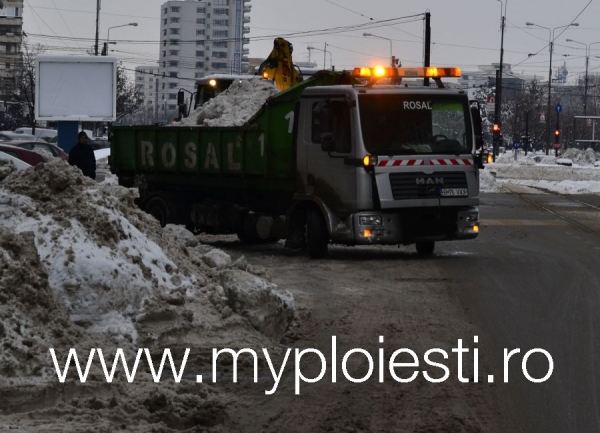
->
[213, 8, 228, 15]
[170, 40, 179, 46]
[212, 62, 227, 69]
[196, 18, 205, 24]
[163, 7, 167, 14]
[213, 19, 228, 26]
[196, 40, 205, 46]
[169, 83, 178, 89]
[169, 61, 178, 67]
[213, 41, 227, 48]
[5, 63, 10, 69]
[171, 6, 180, 13]
[196, 30, 205, 36]
[214, 0, 229, 5]
[169, 72, 178, 78]
[169, 94, 177, 100]
[212, 30, 228, 38]
[162, 51, 166, 57]
[212, 52, 227, 59]
[195, 62, 204, 68]
[163, 19, 167, 25]
[197, 7, 206, 13]
[170, 17, 180, 23]
[196, 51, 204, 57]
[163, 29, 167, 36]
[170, 28, 180, 35]
[169, 50, 179, 56]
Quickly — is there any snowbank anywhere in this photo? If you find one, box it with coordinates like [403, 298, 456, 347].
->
[482, 148, 600, 194]
[0, 159, 294, 380]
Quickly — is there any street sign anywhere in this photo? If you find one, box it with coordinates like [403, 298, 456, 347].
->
[486, 94, 495, 114]
[587, 118, 592, 127]
[540, 114, 546, 123]
[555, 103, 562, 114]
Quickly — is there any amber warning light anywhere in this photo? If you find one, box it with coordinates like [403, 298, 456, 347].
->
[352, 66, 462, 79]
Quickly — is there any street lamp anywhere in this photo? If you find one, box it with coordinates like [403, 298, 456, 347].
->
[307, 45, 333, 70]
[526, 21, 579, 155]
[107, 22, 138, 44]
[566, 39, 600, 116]
[363, 33, 394, 67]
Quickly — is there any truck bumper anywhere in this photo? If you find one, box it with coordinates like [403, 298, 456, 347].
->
[345, 206, 479, 245]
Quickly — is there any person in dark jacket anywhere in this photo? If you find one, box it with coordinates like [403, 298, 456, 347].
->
[68, 131, 96, 180]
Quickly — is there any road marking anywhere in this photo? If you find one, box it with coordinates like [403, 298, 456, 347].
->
[488, 375, 494, 383]
[482, 219, 568, 227]
[196, 375, 203, 383]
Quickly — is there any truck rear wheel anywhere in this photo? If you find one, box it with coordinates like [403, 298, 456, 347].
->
[143, 196, 172, 227]
[306, 208, 329, 259]
[416, 241, 435, 255]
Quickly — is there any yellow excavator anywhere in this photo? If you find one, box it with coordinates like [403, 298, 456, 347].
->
[258, 38, 303, 91]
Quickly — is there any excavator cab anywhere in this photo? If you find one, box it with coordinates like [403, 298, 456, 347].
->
[258, 38, 303, 91]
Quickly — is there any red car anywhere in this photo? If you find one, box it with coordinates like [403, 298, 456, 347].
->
[8, 140, 68, 161]
[0, 143, 47, 166]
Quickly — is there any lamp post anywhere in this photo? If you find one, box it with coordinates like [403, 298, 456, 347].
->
[307, 45, 333, 70]
[526, 22, 579, 155]
[107, 22, 138, 44]
[363, 33, 394, 67]
[566, 39, 600, 116]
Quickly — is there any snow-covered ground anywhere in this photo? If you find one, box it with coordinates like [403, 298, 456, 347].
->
[481, 147, 600, 194]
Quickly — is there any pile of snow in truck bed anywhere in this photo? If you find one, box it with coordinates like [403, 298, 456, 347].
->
[176, 78, 279, 127]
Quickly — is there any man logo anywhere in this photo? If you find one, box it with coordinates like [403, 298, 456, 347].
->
[415, 177, 444, 185]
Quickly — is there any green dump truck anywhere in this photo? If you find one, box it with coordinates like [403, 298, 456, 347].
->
[110, 67, 484, 258]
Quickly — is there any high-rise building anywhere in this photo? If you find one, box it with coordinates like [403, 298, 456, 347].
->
[0, 0, 24, 101]
[135, 65, 160, 122]
[158, 0, 251, 114]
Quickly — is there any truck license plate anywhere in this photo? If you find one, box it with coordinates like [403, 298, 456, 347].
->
[440, 188, 468, 197]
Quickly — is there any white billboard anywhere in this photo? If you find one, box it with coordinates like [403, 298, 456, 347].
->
[35, 55, 117, 121]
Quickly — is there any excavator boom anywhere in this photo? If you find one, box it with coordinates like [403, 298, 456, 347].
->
[258, 38, 303, 91]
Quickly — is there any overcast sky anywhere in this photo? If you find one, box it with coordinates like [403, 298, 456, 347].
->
[23, 0, 600, 83]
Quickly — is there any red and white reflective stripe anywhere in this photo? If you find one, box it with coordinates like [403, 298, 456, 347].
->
[377, 158, 472, 167]
[377, 159, 424, 167]
[430, 159, 473, 166]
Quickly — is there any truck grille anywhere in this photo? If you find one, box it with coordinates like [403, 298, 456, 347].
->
[389, 172, 468, 200]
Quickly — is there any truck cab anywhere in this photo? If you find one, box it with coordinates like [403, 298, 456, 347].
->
[291, 67, 482, 257]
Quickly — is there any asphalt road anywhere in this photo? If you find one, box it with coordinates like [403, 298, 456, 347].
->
[200, 188, 600, 432]
[439, 189, 600, 433]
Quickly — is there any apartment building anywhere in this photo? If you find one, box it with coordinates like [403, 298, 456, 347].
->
[158, 0, 251, 113]
[158, 0, 252, 111]
[0, 0, 23, 101]
[135, 65, 160, 121]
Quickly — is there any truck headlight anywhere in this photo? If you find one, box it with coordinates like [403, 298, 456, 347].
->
[465, 212, 479, 223]
[359, 215, 382, 225]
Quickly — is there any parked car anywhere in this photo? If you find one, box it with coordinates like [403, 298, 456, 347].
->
[9, 140, 68, 161]
[0, 143, 47, 166]
[0, 150, 31, 171]
[13, 127, 58, 141]
[0, 131, 46, 142]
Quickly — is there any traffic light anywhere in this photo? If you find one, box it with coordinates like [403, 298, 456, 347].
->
[554, 129, 560, 143]
[492, 124, 500, 135]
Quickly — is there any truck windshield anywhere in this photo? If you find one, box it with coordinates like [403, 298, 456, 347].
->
[358, 94, 472, 155]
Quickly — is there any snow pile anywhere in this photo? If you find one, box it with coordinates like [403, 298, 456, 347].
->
[177, 78, 279, 127]
[0, 159, 294, 379]
[482, 148, 600, 194]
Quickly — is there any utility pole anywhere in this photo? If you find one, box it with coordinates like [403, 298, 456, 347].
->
[423, 12, 431, 87]
[494, 0, 507, 159]
[94, 0, 101, 56]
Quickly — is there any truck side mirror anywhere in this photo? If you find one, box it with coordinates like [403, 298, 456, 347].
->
[177, 90, 185, 106]
[470, 105, 484, 150]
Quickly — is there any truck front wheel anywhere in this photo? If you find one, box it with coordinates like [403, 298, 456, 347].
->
[416, 241, 435, 255]
[306, 208, 329, 259]
[143, 196, 172, 227]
